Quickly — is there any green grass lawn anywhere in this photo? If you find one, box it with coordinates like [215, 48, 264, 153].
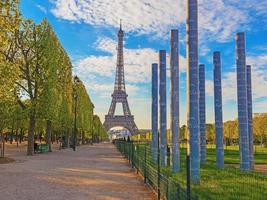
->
[117, 141, 267, 200]
[206, 148, 267, 165]
[169, 148, 267, 200]
[179, 144, 267, 164]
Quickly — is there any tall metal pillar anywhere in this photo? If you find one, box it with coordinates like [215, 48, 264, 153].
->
[152, 63, 158, 163]
[213, 52, 224, 168]
[246, 65, 254, 169]
[199, 64, 206, 163]
[159, 50, 167, 167]
[236, 32, 250, 171]
[186, 0, 200, 183]
[170, 29, 180, 172]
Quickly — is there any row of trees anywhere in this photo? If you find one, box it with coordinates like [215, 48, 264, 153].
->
[134, 113, 267, 146]
[205, 114, 267, 146]
[0, 1, 107, 157]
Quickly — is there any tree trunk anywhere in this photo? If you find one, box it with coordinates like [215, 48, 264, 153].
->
[1, 130, 4, 158]
[46, 120, 52, 152]
[50, 130, 55, 144]
[16, 128, 19, 147]
[10, 120, 14, 144]
[67, 128, 71, 148]
[27, 115, 35, 156]
[39, 132, 42, 143]
[56, 132, 58, 144]
[82, 130, 85, 145]
[19, 128, 23, 143]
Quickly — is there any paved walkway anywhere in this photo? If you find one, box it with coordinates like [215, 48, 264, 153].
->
[0, 142, 155, 200]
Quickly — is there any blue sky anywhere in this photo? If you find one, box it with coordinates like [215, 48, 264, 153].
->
[20, 0, 267, 129]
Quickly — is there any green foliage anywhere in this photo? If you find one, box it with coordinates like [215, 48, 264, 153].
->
[0, 2, 102, 154]
[172, 148, 267, 200]
[253, 113, 267, 145]
[93, 115, 108, 139]
[75, 78, 94, 133]
[0, 0, 20, 130]
[206, 123, 215, 143]
[134, 114, 267, 148]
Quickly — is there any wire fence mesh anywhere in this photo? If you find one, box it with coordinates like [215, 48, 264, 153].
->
[114, 140, 198, 200]
[114, 140, 267, 200]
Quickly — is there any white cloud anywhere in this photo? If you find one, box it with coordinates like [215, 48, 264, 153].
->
[199, 0, 248, 42]
[76, 38, 151, 83]
[74, 36, 187, 128]
[75, 37, 187, 84]
[206, 54, 267, 107]
[51, 0, 185, 37]
[50, 0, 261, 42]
[85, 82, 139, 98]
[247, 54, 267, 101]
[228, 0, 267, 19]
[205, 72, 237, 103]
[76, 55, 115, 77]
[255, 101, 267, 110]
[95, 37, 117, 54]
[36, 4, 47, 14]
[247, 54, 267, 70]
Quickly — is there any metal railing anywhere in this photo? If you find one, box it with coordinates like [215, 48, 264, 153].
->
[114, 140, 267, 200]
[114, 140, 198, 200]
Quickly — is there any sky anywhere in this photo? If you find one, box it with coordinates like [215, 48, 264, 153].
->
[20, 0, 267, 129]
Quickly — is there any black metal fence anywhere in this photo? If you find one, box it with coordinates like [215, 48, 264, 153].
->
[114, 140, 198, 200]
[114, 140, 267, 200]
[219, 169, 267, 200]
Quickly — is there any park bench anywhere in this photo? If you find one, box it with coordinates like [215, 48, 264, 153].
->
[37, 144, 49, 153]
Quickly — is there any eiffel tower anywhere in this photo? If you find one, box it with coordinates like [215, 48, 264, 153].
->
[103, 22, 138, 135]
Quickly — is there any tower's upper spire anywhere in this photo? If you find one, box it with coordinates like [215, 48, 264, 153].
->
[115, 18, 125, 91]
[118, 19, 124, 38]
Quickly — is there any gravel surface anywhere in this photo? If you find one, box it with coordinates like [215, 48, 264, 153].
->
[0, 142, 155, 200]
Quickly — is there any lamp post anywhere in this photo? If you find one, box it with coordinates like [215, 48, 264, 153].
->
[97, 123, 100, 143]
[73, 76, 79, 151]
[92, 117, 95, 144]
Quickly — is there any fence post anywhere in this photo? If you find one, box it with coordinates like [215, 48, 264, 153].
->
[157, 132, 161, 200]
[177, 183, 181, 200]
[144, 144, 147, 183]
[128, 142, 132, 164]
[127, 142, 130, 163]
[166, 178, 169, 200]
[137, 145, 139, 174]
[186, 155, 191, 200]
[124, 142, 126, 156]
[131, 142, 134, 168]
[167, 145, 171, 166]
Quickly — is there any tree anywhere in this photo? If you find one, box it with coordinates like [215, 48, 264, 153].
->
[1, 3, 99, 156]
[36, 20, 62, 152]
[253, 114, 267, 146]
[74, 77, 94, 144]
[15, 19, 52, 155]
[0, 0, 20, 157]
[180, 125, 187, 141]
[206, 124, 215, 144]
[93, 115, 106, 143]
[223, 120, 238, 145]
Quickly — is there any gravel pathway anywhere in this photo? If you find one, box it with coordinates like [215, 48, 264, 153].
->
[0, 142, 155, 200]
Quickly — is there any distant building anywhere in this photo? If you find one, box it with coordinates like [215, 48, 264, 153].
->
[109, 128, 130, 140]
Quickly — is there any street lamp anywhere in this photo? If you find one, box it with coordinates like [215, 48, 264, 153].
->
[92, 116, 95, 144]
[73, 76, 80, 151]
[97, 123, 100, 143]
